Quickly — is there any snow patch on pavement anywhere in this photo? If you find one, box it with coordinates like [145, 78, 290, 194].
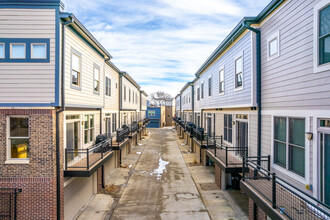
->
[151, 158, 170, 180]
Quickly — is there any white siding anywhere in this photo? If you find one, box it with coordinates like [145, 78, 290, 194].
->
[121, 77, 139, 110]
[64, 27, 105, 107]
[181, 86, 193, 111]
[140, 93, 147, 111]
[104, 63, 119, 111]
[0, 9, 56, 104]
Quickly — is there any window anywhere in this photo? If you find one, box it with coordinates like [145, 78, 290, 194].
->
[136, 93, 138, 104]
[84, 115, 94, 144]
[219, 69, 224, 93]
[93, 65, 100, 93]
[71, 50, 81, 87]
[319, 4, 330, 65]
[197, 87, 200, 101]
[201, 83, 204, 99]
[148, 111, 155, 116]
[267, 31, 280, 60]
[124, 86, 127, 101]
[133, 91, 135, 103]
[208, 77, 212, 96]
[105, 77, 111, 96]
[274, 117, 305, 177]
[129, 89, 131, 102]
[112, 113, 117, 132]
[224, 114, 232, 143]
[10, 43, 25, 59]
[235, 56, 243, 89]
[8, 117, 29, 160]
[31, 43, 46, 59]
[0, 43, 4, 58]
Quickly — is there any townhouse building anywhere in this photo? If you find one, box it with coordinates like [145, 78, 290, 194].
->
[175, 94, 181, 118]
[0, 1, 148, 219]
[180, 82, 194, 122]
[174, 0, 330, 219]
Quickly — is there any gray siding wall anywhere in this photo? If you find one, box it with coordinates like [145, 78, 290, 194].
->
[0, 8, 56, 104]
[260, 0, 330, 110]
[197, 31, 254, 109]
[175, 96, 181, 111]
[181, 86, 192, 111]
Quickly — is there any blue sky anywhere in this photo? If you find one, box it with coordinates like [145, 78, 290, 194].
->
[62, 0, 271, 97]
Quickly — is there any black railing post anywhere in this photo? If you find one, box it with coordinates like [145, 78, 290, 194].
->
[101, 143, 104, 158]
[242, 156, 245, 181]
[65, 148, 68, 170]
[214, 137, 217, 157]
[225, 147, 228, 167]
[267, 155, 271, 172]
[220, 135, 223, 146]
[272, 173, 277, 209]
[87, 148, 90, 170]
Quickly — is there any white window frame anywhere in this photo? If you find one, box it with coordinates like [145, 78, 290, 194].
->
[6, 116, 30, 164]
[93, 64, 100, 95]
[208, 76, 212, 97]
[71, 49, 82, 89]
[234, 52, 244, 91]
[267, 30, 280, 61]
[219, 66, 225, 95]
[31, 43, 47, 59]
[0, 43, 5, 58]
[313, 0, 330, 73]
[201, 82, 204, 99]
[84, 114, 95, 145]
[10, 43, 26, 59]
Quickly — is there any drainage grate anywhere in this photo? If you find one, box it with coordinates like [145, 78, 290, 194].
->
[199, 182, 219, 191]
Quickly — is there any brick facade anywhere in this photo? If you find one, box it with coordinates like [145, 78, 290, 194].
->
[248, 198, 267, 220]
[215, 164, 222, 189]
[0, 109, 63, 220]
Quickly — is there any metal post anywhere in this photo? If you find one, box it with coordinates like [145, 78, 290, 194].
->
[65, 149, 68, 170]
[87, 148, 90, 170]
[272, 173, 276, 209]
[267, 155, 271, 171]
[101, 143, 103, 158]
[220, 135, 223, 147]
[214, 137, 217, 157]
[225, 147, 228, 167]
[242, 157, 245, 181]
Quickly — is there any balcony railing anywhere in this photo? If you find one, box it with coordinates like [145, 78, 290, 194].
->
[0, 188, 21, 220]
[192, 127, 204, 142]
[116, 127, 130, 143]
[242, 156, 330, 220]
[65, 138, 113, 170]
[206, 136, 248, 167]
[185, 122, 195, 135]
[130, 122, 139, 133]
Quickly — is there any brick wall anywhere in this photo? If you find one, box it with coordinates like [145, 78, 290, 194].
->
[215, 164, 222, 189]
[0, 109, 62, 219]
[248, 198, 267, 220]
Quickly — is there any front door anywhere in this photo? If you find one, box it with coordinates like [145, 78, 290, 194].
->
[207, 117, 212, 137]
[105, 118, 111, 138]
[66, 121, 79, 162]
[320, 132, 330, 206]
[237, 121, 248, 157]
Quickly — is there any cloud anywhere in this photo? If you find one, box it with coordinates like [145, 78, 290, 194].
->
[62, 0, 271, 97]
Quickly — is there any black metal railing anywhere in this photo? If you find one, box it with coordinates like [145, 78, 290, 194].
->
[206, 135, 248, 167]
[130, 123, 139, 133]
[65, 138, 113, 170]
[0, 188, 21, 220]
[242, 156, 330, 220]
[185, 122, 196, 135]
[116, 126, 130, 143]
[192, 127, 204, 142]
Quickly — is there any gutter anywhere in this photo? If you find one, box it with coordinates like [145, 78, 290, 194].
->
[242, 21, 262, 163]
[56, 17, 73, 220]
[190, 84, 194, 124]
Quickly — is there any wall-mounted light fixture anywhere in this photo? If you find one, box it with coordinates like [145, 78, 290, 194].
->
[306, 132, 313, 141]
[232, 121, 236, 126]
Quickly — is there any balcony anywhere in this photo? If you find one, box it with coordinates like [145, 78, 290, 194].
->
[192, 127, 208, 148]
[185, 122, 195, 137]
[112, 127, 130, 150]
[64, 138, 114, 177]
[128, 122, 139, 138]
[0, 188, 21, 220]
[206, 136, 248, 173]
[241, 156, 330, 220]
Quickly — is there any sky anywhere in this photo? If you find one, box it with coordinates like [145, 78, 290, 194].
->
[62, 0, 271, 97]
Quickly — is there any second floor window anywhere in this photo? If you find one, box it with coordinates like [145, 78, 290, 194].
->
[105, 77, 111, 96]
[319, 5, 330, 65]
[208, 77, 212, 96]
[124, 86, 127, 101]
[71, 51, 81, 87]
[129, 89, 131, 102]
[235, 56, 243, 88]
[93, 65, 100, 93]
[112, 113, 117, 132]
[197, 87, 200, 101]
[224, 114, 232, 143]
[219, 69, 224, 93]
[201, 83, 204, 99]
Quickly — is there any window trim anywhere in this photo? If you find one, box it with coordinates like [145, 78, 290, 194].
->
[234, 52, 244, 91]
[272, 115, 307, 182]
[10, 43, 26, 59]
[223, 114, 233, 145]
[93, 63, 100, 95]
[208, 76, 212, 97]
[6, 116, 30, 164]
[31, 43, 47, 59]
[267, 30, 280, 61]
[219, 66, 225, 95]
[201, 82, 204, 99]
[314, 0, 330, 73]
[124, 85, 127, 102]
[0, 43, 5, 59]
[70, 48, 82, 90]
[84, 114, 95, 145]
[105, 76, 111, 97]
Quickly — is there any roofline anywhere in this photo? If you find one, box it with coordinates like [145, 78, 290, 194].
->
[180, 82, 193, 93]
[106, 60, 120, 73]
[194, 0, 284, 77]
[120, 71, 140, 89]
[140, 90, 148, 97]
[175, 94, 181, 99]
[60, 12, 112, 59]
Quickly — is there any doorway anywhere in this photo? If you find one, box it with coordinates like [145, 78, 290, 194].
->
[236, 121, 248, 157]
[207, 117, 212, 137]
[66, 121, 80, 162]
[320, 132, 330, 206]
[105, 117, 111, 138]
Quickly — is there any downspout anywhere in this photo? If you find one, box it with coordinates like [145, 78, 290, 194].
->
[119, 74, 122, 126]
[191, 84, 194, 124]
[243, 21, 261, 162]
[56, 17, 73, 220]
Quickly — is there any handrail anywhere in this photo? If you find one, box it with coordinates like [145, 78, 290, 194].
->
[0, 188, 22, 220]
[242, 156, 330, 219]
